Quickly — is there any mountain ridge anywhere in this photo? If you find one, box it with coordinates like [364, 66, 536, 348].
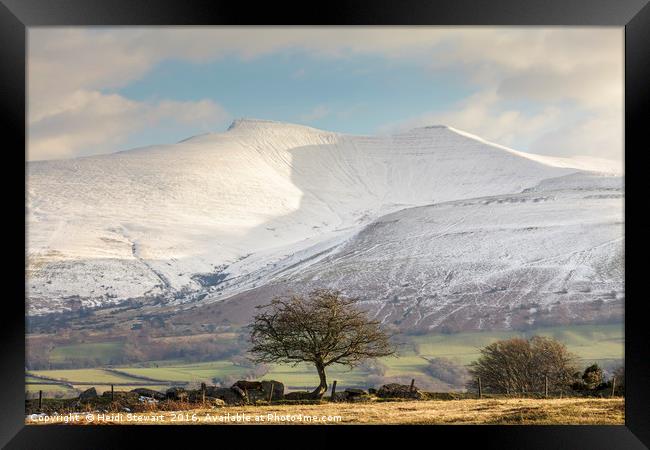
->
[26, 120, 624, 332]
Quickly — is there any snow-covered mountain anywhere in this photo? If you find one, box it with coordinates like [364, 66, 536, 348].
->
[26, 119, 623, 331]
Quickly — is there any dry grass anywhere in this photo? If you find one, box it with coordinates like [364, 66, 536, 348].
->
[40, 398, 623, 425]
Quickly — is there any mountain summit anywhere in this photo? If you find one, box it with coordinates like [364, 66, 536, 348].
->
[26, 121, 623, 332]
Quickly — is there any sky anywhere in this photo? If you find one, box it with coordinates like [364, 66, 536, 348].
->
[28, 27, 623, 163]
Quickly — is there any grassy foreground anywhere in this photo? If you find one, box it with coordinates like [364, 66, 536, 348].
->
[29, 398, 624, 425]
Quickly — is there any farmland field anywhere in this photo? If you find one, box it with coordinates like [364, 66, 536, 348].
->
[27, 324, 623, 395]
[411, 323, 624, 365]
[265, 363, 369, 389]
[48, 342, 125, 365]
[25, 384, 77, 395]
[116, 361, 248, 383]
[29, 369, 141, 384]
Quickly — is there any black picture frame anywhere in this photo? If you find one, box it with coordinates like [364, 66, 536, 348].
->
[2, 0, 648, 448]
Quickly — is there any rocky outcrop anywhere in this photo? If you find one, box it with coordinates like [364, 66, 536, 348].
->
[231, 379, 285, 402]
[79, 387, 98, 401]
[102, 390, 139, 402]
[204, 386, 245, 405]
[331, 388, 372, 402]
[376, 383, 424, 400]
[284, 391, 313, 401]
[165, 387, 188, 401]
[131, 388, 166, 400]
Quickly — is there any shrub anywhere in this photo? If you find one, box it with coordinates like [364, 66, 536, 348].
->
[467, 336, 578, 395]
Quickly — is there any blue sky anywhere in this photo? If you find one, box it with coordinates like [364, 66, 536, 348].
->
[117, 53, 469, 143]
[122, 54, 468, 124]
[28, 28, 623, 162]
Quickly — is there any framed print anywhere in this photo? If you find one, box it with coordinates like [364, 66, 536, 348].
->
[1, 0, 648, 448]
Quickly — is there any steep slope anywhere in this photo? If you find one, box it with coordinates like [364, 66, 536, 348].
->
[221, 172, 622, 332]
[26, 119, 622, 323]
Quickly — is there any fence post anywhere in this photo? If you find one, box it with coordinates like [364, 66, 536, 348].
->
[409, 378, 415, 392]
[111, 384, 114, 401]
[330, 380, 337, 401]
[268, 382, 274, 403]
[477, 377, 482, 399]
[545, 376, 548, 398]
[38, 390, 42, 411]
[611, 376, 616, 398]
[201, 382, 206, 405]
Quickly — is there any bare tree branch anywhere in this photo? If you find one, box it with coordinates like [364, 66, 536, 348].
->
[248, 289, 395, 398]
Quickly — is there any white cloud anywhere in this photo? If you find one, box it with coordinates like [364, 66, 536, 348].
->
[383, 88, 622, 163]
[28, 27, 623, 161]
[496, 62, 622, 110]
[28, 90, 230, 160]
[375, 28, 623, 160]
[529, 111, 623, 161]
[381, 90, 564, 144]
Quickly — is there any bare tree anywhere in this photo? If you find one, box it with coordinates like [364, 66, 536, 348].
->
[468, 336, 578, 395]
[248, 289, 395, 398]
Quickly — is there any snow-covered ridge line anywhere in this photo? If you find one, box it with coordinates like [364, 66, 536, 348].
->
[29, 118, 621, 176]
[444, 126, 621, 175]
[186, 119, 621, 175]
[228, 118, 324, 131]
[26, 119, 623, 317]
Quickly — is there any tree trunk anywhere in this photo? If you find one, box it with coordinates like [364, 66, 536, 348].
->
[310, 362, 328, 399]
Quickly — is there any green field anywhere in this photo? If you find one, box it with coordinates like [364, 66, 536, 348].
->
[411, 324, 624, 365]
[26, 376, 46, 383]
[379, 355, 429, 376]
[26, 369, 174, 398]
[25, 375, 77, 396]
[265, 363, 369, 389]
[25, 384, 70, 392]
[48, 342, 125, 365]
[115, 360, 249, 383]
[27, 324, 623, 394]
[29, 368, 141, 384]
